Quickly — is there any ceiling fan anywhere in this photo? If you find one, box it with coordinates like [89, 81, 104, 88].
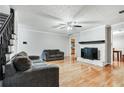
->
[52, 20, 100, 31]
[119, 10, 124, 14]
[52, 21, 82, 31]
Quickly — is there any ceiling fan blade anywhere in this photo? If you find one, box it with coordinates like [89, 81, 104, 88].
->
[73, 25, 82, 27]
[59, 26, 66, 29]
[52, 24, 66, 28]
[78, 21, 101, 24]
[59, 23, 66, 25]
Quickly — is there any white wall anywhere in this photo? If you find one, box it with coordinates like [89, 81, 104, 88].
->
[17, 24, 69, 57]
[0, 5, 10, 14]
[77, 26, 106, 67]
[113, 32, 124, 54]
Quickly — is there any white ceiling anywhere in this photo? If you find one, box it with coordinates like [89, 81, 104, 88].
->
[11, 5, 124, 35]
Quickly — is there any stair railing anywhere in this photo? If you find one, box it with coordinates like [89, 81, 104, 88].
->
[0, 9, 14, 80]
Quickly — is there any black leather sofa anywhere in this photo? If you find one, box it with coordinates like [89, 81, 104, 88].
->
[42, 49, 64, 61]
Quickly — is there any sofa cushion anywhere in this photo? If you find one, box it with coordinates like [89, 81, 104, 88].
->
[49, 55, 56, 58]
[13, 56, 31, 72]
[56, 54, 63, 57]
[54, 50, 59, 53]
[48, 50, 56, 55]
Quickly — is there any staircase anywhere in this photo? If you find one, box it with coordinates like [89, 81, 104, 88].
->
[0, 9, 15, 80]
[0, 13, 8, 29]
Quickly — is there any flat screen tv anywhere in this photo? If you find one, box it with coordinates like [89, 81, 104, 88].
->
[81, 47, 98, 60]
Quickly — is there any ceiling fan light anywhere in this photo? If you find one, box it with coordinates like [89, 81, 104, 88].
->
[67, 26, 72, 31]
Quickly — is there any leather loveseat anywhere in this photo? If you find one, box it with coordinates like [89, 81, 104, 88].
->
[42, 49, 64, 61]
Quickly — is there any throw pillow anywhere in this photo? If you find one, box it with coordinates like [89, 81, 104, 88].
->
[13, 56, 31, 72]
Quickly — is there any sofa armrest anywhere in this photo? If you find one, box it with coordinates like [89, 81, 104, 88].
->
[59, 52, 64, 55]
[42, 52, 50, 60]
[28, 55, 40, 60]
[3, 65, 59, 87]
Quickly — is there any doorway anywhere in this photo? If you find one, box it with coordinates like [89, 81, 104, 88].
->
[70, 38, 76, 62]
[112, 30, 124, 67]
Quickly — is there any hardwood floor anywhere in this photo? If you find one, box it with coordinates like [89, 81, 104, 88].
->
[47, 57, 124, 87]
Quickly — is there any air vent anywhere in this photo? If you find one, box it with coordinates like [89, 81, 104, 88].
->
[119, 10, 124, 14]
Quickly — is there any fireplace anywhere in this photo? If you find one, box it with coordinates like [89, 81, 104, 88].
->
[81, 47, 98, 60]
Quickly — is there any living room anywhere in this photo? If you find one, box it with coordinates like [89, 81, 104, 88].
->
[0, 5, 124, 87]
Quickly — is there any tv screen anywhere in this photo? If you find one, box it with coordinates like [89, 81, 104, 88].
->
[81, 47, 98, 60]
